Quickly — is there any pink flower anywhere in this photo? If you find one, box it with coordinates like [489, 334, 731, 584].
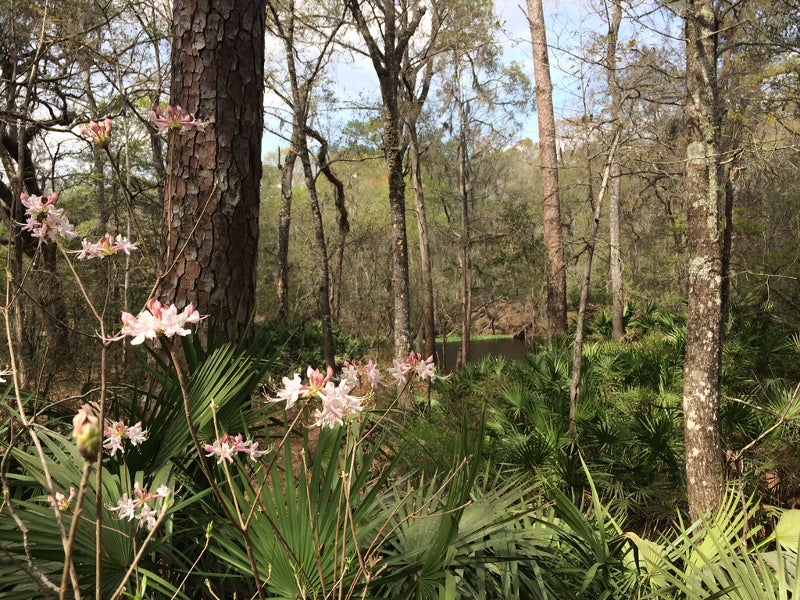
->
[307, 365, 334, 389]
[109, 482, 172, 530]
[270, 373, 306, 409]
[20, 192, 76, 242]
[148, 104, 206, 134]
[204, 433, 268, 463]
[79, 118, 112, 147]
[313, 380, 364, 429]
[388, 358, 412, 384]
[103, 419, 148, 456]
[115, 299, 205, 345]
[341, 361, 359, 388]
[110, 494, 138, 521]
[363, 359, 383, 388]
[48, 487, 76, 512]
[76, 233, 137, 260]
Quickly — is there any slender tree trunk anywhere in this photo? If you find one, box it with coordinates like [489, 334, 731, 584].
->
[606, 0, 625, 341]
[458, 91, 471, 366]
[276, 147, 297, 322]
[298, 139, 335, 367]
[157, 0, 265, 341]
[309, 127, 348, 327]
[408, 124, 436, 360]
[683, 0, 725, 521]
[569, 130, 620, 437]
[348, 0, 424, 361]
[527, 0, 567, 335]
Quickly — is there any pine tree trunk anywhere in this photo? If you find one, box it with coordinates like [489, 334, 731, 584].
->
[527, 0, 567, 335]
[158, 0, 265, 341]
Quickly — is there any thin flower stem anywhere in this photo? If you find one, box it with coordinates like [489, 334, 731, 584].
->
[209, 403, 244, 526]
[166, 346, 266, 600]
[169, 522, 213, 600]
[103, 147, 154, 269]
[108, 499, 171, 600]
[60, 460, 93, 600]
[1, 276, 81, 596]
[0, 447, 60, 594]
[95, 341, 108, 599]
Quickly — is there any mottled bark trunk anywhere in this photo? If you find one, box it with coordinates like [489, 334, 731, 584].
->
[276, 147, 297, 322]
[683, 0, 725, 521]
[458, 96, 471, 367]
[158, 0, 265, 341]
[298, 139, 335, 367]
[348, 0, 423, 362]
[527, 0, 567, 335]
[606, 0, 625, 342]
[408, 125, 435, 360]
[309, 128, 348, 327]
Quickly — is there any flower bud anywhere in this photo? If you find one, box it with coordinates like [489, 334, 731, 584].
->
[73, 405, 100, 462]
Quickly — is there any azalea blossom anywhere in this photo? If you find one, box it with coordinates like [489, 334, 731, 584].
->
[109, 482, 172, 530]
[103, 419, 148, 456]
[270, 373, 306, 409]
[115, 299, 205, 345]
[79, 117, 112, 147]
[363, 359, 383, 388]
[48, 487, 76, 512]
[341, 361, 359, 388]
[204, 433, 268, 464]
[20, 192, 76, 242]
[270, 364, 368, 429]
[149, 104, 205, 134]
[76, 233, 137, 260]
[73, 405, 101, 462]
[387, 357, 413, 385]
[313, 379, 364, 429]
[388, 352, 443, 384]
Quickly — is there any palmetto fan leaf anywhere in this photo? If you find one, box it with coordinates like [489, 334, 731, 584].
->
[1, 429, 191, 598]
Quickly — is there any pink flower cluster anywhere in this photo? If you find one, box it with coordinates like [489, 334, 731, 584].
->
[20, 192, 76, 242]
[109, 482, 171, 530]
[103, 419, 148, 457]
[204, 433, 268, 464]
[79, 117, 113, 147]
[387, 352, 440, 384]
[270, 356, 444, 428]
[48, 487, 76, 512]
[77, 233, 137, 260]
[149, 104, 205, 134]
[115, 299, 205, 345]
[270, 365, 366, 429]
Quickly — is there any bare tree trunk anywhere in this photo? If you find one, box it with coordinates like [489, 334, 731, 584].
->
[527, 0, 567, 335]
[309, 127, 348, 327]
[569, 130, 620, 437]
[348, 0, 425, 361]
[157, 0, 265, 341]
[276, 148, 297, 322]
[298, 139, 335, 367]
[458, 90, 471, 366]
[606, 0, 625, 341]
[683, 0, 725, 521]
[408, 124, 436, 360]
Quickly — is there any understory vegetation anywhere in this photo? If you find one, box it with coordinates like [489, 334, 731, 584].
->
[3, 301, 800, 598]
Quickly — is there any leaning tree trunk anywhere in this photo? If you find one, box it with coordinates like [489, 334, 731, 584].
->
[157, 0, 265, 341]
[527, 0, 567, 336]
[682, 0, 725, 521]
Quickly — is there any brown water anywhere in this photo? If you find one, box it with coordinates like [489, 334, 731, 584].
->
[437, 337, 527, 372]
